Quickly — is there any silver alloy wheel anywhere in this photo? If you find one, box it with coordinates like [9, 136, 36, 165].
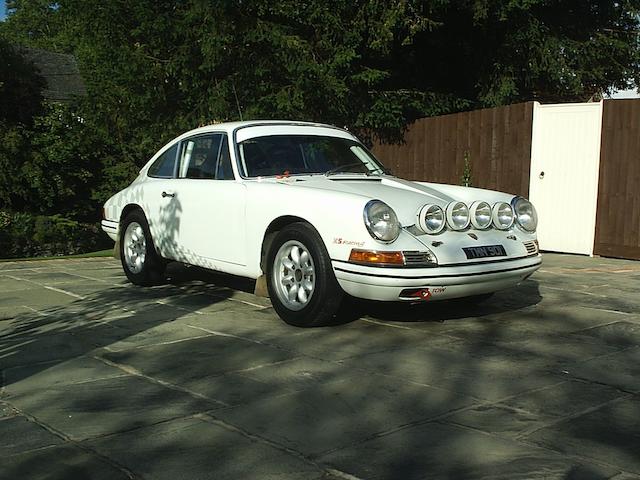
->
[272, 240, 316, 311]
[123, 221, 147, 274]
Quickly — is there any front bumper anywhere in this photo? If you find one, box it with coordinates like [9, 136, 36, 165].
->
[332, 253, 542, 302]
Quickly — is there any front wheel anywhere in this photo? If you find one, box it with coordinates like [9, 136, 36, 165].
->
[267, 223, 343, 327]
[120, 210, 166, 286]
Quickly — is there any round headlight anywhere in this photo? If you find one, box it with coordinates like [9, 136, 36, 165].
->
[492, 202, 515, 230]
[416, 204, 445, 234]
[512, 197, 538, 232]
[469, 201, 492, 229]
[445, 202, 470, 231]
[363, 200, 401, 243]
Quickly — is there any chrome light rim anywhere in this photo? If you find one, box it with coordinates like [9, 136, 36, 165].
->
[123, 221, 146, 274]
[469, 201, 492, 230]
[416, 204, 445, 234]
[492, 202, 515, 230]
[512, 196, 538, 232]
[272, 240, 315, 311]
[445, 201, 470, 231]
[363, 199, 401, 243]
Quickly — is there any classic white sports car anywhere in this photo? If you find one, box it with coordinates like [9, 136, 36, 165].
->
[101, 121, 541, 326]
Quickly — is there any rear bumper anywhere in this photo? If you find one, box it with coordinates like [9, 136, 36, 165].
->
[101, 219, 119, 241]
[333, 254, 542, 302]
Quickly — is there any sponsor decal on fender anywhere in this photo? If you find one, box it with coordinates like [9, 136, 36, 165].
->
[333, 237, 365, 247]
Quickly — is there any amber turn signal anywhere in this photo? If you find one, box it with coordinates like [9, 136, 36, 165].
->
[349, 249, 405, 266]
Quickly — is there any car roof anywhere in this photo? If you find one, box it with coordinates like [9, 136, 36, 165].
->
[179, 120, 350, 138]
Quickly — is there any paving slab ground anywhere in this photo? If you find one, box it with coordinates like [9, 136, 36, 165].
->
[1, 253, 640, 479]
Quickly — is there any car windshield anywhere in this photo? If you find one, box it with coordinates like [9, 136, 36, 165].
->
[237, 135, 387, 178]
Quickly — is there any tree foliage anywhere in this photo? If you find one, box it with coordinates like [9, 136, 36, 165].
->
[406, 1, 640, 104]
[1, 0, 639, 225]
[0, 38, 45, 124]
[0, 102, 113, 221]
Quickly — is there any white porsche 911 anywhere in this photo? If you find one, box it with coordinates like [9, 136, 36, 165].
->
[101, 121, 541, 327]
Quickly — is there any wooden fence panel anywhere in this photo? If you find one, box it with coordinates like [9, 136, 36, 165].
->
[594, 99, 640, 260]
[371, 102, 534, 197]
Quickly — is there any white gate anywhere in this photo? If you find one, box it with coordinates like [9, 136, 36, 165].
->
[529, 102, 603, 255]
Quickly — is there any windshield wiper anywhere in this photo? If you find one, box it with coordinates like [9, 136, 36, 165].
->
[368, 167, 388, 176]
[325, 162, 383, 177]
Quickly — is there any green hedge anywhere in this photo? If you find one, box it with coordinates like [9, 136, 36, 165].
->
[0, 211, 112, 259]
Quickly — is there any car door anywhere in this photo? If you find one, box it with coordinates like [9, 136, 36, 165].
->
[169, 133, 247, 271]
[142, 141, 183, 260]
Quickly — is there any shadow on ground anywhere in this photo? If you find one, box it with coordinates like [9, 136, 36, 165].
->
[0, 274, 232, 386]
[2, 257, 640, 479]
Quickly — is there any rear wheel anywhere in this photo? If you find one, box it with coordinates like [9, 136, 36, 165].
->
[267, 223, 343, 327]
[120, 210, 165, 286]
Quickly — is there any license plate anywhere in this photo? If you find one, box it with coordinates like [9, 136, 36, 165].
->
[462, 245, 507, 259]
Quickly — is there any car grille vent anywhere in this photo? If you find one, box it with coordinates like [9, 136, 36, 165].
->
[523, 240, 539, 254]
[403, 251, 437, 267]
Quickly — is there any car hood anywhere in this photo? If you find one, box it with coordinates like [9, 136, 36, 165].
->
[262, 174, 515, 226]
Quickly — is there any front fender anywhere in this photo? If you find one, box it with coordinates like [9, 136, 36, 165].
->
[245, 182, 427, 276]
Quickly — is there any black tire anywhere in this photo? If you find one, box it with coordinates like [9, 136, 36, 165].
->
[119, 210, 166, 286]
[266, 222, 344, 327]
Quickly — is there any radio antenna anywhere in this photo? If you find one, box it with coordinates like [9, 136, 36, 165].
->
[231, 80, 243, 121]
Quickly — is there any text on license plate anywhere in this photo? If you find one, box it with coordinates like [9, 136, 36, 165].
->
[462, 245, 507, 259]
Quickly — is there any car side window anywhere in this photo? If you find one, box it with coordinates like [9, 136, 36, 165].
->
[178, 133, 234, 180]
[179, 135, 221, 179]
[147, 143, 178, 178]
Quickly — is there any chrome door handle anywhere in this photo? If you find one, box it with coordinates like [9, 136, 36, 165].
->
[161, 191, 175, 198]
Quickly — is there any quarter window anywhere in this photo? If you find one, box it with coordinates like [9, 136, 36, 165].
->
[147, 143, 178, 178]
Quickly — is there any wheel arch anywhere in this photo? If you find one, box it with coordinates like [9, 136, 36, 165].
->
[119, 204, 162, 256]
[119, 203, 145, 224]
[259, 215, 323, 273]
[260, 214, 344, 327]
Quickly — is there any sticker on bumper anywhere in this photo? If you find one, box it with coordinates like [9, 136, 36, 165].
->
[399, 287, 447, 301]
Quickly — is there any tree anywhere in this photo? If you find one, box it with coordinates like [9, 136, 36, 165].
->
[0, 37, 108, 220]
[1, 0, 639, 221]
[0, 37, 45, 212]
[0, 38, 45, 124]
[397, 1, 640, 106]
[1, 0, 70, 51]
